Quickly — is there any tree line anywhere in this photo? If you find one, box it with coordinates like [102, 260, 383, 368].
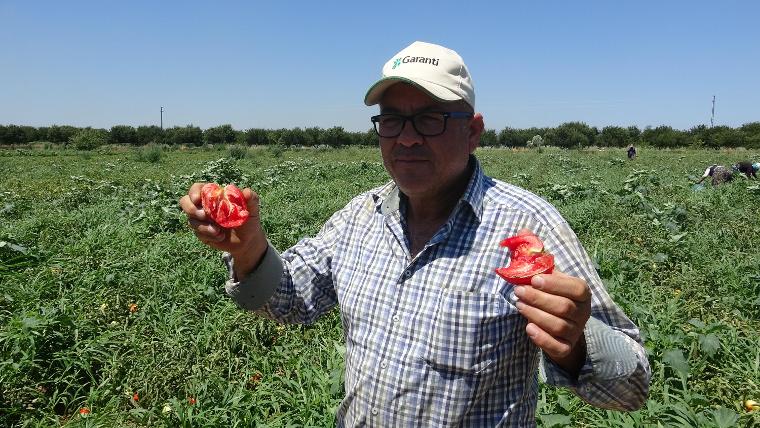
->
[1, 122, 759, 149]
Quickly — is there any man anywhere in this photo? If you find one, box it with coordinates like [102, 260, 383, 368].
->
[180, 41, 650, 426]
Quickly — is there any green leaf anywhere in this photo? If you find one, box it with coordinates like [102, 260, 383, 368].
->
[556, 392, 573, 412]
[662, 349, 689, 378]
[0, 240, 27, 253]
[539, 413, 572, 428]
[688, 318, 705, 329]
[711, 407, 738, 428]
[698, 333, 720, 358]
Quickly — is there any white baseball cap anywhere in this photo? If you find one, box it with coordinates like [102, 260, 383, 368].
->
[364, 41, 475, 109]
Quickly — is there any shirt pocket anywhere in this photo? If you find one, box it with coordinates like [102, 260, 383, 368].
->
[422, 288, 520, 375]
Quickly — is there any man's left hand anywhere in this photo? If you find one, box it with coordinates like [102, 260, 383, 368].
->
[513, 270, 591, 377]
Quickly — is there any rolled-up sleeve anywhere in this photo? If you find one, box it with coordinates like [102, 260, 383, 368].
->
[542, 317, 650, 410]
[221, 198, 356, 325]
[223, 243, 284, 311]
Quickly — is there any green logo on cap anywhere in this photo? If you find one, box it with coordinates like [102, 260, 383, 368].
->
[392, 56, 440, 70]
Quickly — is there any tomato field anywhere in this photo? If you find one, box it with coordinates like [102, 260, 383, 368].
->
[1, 145, 759, 427]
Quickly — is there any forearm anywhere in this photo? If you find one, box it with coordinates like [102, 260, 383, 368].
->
[224, 239, 339, 325]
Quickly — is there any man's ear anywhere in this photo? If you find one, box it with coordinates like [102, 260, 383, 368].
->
[468, 113, 485, 153]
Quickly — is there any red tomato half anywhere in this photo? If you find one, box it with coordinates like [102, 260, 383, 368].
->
[495, 254, 555, 285]
[201, 183, 250, 228]
[499, 233, 544, 260]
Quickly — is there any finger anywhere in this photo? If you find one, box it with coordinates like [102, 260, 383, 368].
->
[242, 188, 261, 219]
[530, 273, 591, 302]
[188, 182, 205, 206]
[525, 322, 575, 360]
[188, 218, 224, 239]
[515, 285, 586, 322]
[194, 229, 226, 244]
[516, 228, 534, 236]
[179, 194, 208, 220]
[515, 300, 579, 340]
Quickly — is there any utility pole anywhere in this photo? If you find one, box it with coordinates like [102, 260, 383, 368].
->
[160, 106, 164, 130]
[710, 96, 715, 128]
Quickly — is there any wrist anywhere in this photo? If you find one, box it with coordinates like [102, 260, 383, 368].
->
[552, 333, 587, 380]
[229, 240, 268, 279]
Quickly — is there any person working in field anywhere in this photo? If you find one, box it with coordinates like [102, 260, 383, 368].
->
[732, 160, 759, 179]
[180, 41, 650, 426]
[695, 164, 734, 186]
[627, 144, 637, 160]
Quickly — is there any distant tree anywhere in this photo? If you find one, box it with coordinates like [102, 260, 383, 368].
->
[498, 127, 525, 147]
[70, 128, 108, 150]
[110, 125, 138, 145]
[359, 128, 378, 146]
[303, 127, 323, 146]
[136, 125, 164, 146]
[46, 125, 79, 144]
[688, 124, 709, 148]
[0, 125, 37, 145]
[324, 126, 347, 147]
[545, 122, 594, 148]
[480, 129, 498, 147]
[526, 135, 544, 150]
[642, 125, 693, 148]
[165, 125, 202, 146]
[282, 127, 306, 146]
[627, 126, 642, 144]
[740, 122, 760, 148]
[598, 126, 630, 147]
[244, 128, 269, 146]
[709, 126, 743, 148]
[203, 124, 236, 145]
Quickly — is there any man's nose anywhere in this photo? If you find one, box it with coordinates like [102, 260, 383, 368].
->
[397, 120, 423, 147]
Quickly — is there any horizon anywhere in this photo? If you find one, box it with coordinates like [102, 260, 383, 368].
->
[2, 1, 759, 132]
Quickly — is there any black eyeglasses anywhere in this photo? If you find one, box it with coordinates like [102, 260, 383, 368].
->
[370, 111, 473, 138]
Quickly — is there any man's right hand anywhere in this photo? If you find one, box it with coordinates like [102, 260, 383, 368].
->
[179, 183, 269, 278]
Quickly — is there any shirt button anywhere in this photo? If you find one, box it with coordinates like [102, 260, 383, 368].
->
[371, 408, 378, 415]
[404, 270, 412, 279]
[380, 361, 387, 369]
[392, 315, 400, 323]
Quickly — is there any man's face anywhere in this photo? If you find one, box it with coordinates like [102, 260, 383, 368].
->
[378, 83, 483, 200]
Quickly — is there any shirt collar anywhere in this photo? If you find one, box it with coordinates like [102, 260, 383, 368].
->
[377, 155, 485, 223]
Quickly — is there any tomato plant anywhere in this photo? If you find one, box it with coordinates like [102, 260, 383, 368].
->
[200, 183, 250, 228]
[495, 232, 554, 285]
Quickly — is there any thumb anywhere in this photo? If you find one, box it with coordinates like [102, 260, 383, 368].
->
[242, 188, 261, 220]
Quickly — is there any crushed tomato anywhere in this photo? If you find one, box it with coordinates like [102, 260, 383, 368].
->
[201, 183, 250, 228]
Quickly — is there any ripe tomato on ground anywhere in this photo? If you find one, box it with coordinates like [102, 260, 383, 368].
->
[495, 232, 554, 284]
[200, 183, 250, 228]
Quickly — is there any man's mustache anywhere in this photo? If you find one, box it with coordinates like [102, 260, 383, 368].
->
[391, 148, 431, 159]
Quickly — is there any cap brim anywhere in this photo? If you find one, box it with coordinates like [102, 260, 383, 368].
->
[364, 76, 461, 106]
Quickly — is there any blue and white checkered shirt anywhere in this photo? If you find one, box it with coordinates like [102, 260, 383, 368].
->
[225, 157, 650, 426]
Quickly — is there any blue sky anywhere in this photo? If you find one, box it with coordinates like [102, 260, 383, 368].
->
[2, 1, 758, 132]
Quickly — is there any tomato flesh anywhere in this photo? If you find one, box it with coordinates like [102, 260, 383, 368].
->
[495, 232, 555, 285]
[495, 254, 554, 285]
[201, 183, 250, 228]
[499, 234, 544, 260]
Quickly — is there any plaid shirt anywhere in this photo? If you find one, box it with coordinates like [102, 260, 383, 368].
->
[225, 157, 650, 427]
